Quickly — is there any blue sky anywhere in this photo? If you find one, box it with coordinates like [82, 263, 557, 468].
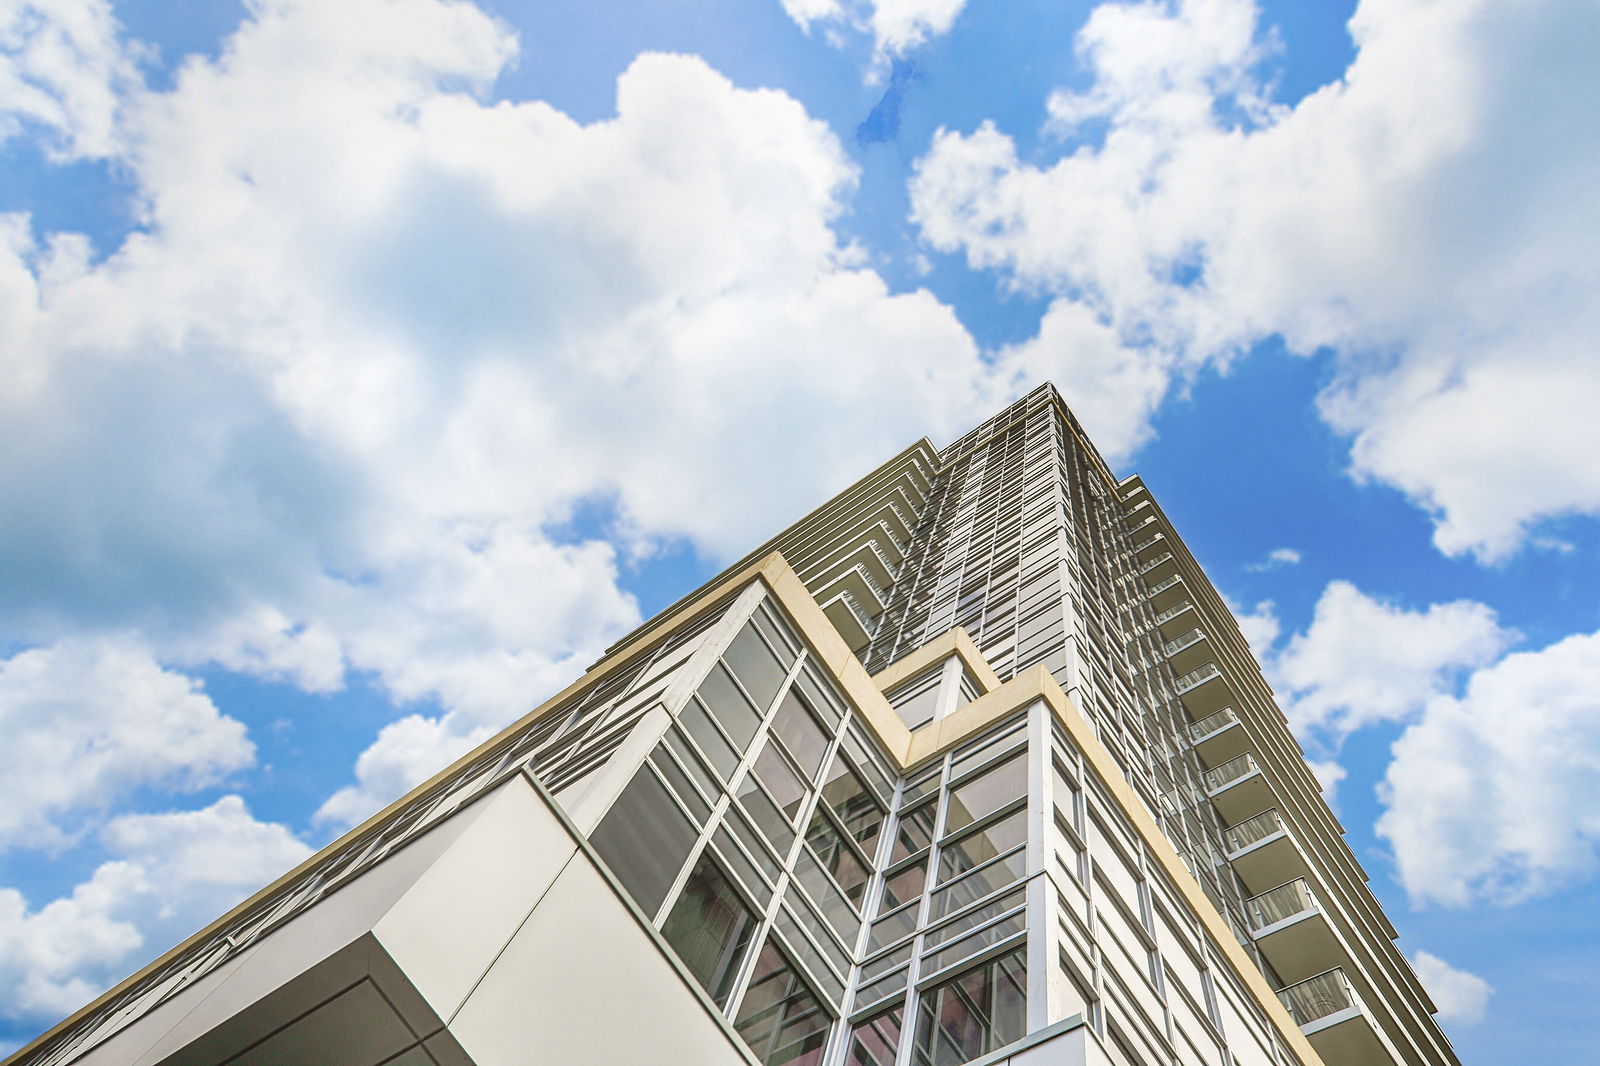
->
[1, 0, 1597, 1060]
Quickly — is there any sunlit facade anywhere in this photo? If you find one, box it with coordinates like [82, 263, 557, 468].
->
[8, 384, 1460, 1066]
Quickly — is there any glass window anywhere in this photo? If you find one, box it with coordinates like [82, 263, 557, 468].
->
[680, 697, 739, 780]
[944, 755, 1026, 835]
[772, 689, 831, 780]
[820, 757, 885, 859]
[588, 767, 697, 918]
[753, 742, 809, 825]
[726, 626, 789, 714]
[805, 811, 870, 904]
[880, 860, 926, 911]
[929, 852, 1027, 920]
[911, 949, 1027, 1066]
[846, 1006, 904, 1066]
[892, 800, 937, 863]
[699, 662, 763, 751]
[735, 940, 832, 1066]
[661, 853, 758, 1007]
[936, 808, 1027, 885]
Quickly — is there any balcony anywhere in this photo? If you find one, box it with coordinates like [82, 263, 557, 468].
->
[1203, 753, 1272, 822]
[1141, 573, 1185, 612]
[1138, 551, 1177, 584]
[1245, 879, 1340, 986]
[1172, 660, 1231, 719]
[1187, 707, 1247, 766]
[1223, 809, 1310, 895]
[1162, 628, 1210, 674]
[1279, 969, 1406, 1066]
[821, 589, 875, 652]
[1152, 598, 1195, 634]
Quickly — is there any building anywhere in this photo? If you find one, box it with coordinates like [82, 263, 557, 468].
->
[7, 384, 1461, 1066]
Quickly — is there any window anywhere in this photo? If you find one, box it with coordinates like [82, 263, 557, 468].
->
[936, 808, 1027, 884]
[819, 757, 885, 859]
[912, 949, 1028, 1066]
[698, 662, 763, 751]
[945, 755, 1027, 835]
[846, 1006, 904, 1066]
[773, 689, 831, 780]
[661, 853, 757, 1007]
[735, 940, 833, 1066]
[589, 767, 697, 917]
[726, 626, 789, 713]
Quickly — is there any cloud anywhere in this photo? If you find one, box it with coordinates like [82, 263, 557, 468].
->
[1411, 950, 1492, 1025]
[1268, 580, 1511, 741]
[0, 637, 253, 851]
[313, 713, 492, 829]
[1244, 546, 1301, 572]
[1378, 630, 1600, 906]
[910, 0, 1600, 561]
[0, 0, 1007, 846]
[0, 796, 309, 1025]
[779, 0, 968, 59]
[0, 0, 144, 159]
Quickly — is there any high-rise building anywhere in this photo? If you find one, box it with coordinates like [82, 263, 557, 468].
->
[8, 384, 1460, 1066]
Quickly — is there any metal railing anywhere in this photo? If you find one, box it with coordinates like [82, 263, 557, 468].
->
[1188, 706, 1238, 742]
[1278, 969, 1356, 1026]
[1204, 752, 1258, 792]
[1163, 628, 1205, 656]
[1173, 661, 1222, 693]
[1143, 573, 1182, 597]
[1245, 878, 1316, 932]
[1224, 808, 1285, 853]
[1139, 551, 1175, 574]
[1154, 600, 1193, 624]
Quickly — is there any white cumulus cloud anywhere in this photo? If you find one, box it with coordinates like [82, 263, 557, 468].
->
[1379, 630, 1600, 906]
[779, 0, 968, 58]
[1412, 949, 1492, 1026]
[0, 0, 144, 159]
[0, 796, 309, 1024]
[1269, 580, 1511, 741]
[0, 637, 253, 850]
[910, 0, 1600, 561]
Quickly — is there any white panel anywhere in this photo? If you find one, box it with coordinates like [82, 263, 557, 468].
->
[450, 856, 749, 1066]
[375, 779, 580, 1021]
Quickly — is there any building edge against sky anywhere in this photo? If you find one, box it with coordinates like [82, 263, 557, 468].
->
[6, 384, 1461, 1066]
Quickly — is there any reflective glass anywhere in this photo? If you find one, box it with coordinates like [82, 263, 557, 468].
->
[911, 949, 1027, 1066]
[726, 626, 788, 713]
[944, 755, 1026, 835]
[699, 662, 762, 751]
[661, 853, 757, 1007]
[588, 768, 697, 918]
[879, 860, 926, 911]
[936, 808, 1027, 885]
[754, 742, 809, 825]
[820, 757, 884, 859]
[805, 811, 870, 904]
[735, 940, 832, 1066]
[892, 800, 937, 863]
[680, 698, 739, 780]
[772, 689, 831, 780]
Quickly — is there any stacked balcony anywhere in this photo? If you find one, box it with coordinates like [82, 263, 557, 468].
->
[1203, 752, 1273, 822]
[1222, 808, 1310, 895]
[1279, 969, 1409, 1066]
[1245, 879, 1342, 986]
[1187, 706, 1247, 766]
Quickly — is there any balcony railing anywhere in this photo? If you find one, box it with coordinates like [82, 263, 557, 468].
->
[1224, 808, 1284, 853]
[1131, 534, 1162, 554]
[1154, 600, 1193, 624]
[836, 589, 877, 637]
[1278, 968, 1356, 1027]
[1245, 878, 1316, 932]
[1139, 551, 1175, 574]
[1187, 706, 1238, 743]
[1173, 661, 1221, 693]
[1204, 752, 1258, 792]
[1163, 628, 1205, 656]
[1144, 574, 1182, 597]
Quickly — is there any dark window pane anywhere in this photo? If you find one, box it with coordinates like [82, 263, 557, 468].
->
[911, 949, 1028, 1066]
[725, 626, 788, 714]
[735, 940, 832, 1066]
[804, 811, 870, 903]
[589, 768, 697, 918]
[945, 755, 1027, 835]
[880, 860, 926, 911]
[753, 742, 809, 825]
[847, 1006, 903, 1066]
[892, 800, 937, 863]
[680, 697, 739, 780]
[773, 689, 831, 780]
[699, 662, 763, 750]
[661, 853, 758, 1007]
[820, 757, 884, 859]
[936, 808, 1027, 884]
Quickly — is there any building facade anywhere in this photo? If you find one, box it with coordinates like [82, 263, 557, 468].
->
[8, 385, 1461, 1066]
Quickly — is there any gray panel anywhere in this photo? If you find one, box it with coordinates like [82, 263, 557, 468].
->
[227, 980, 411, 1066]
